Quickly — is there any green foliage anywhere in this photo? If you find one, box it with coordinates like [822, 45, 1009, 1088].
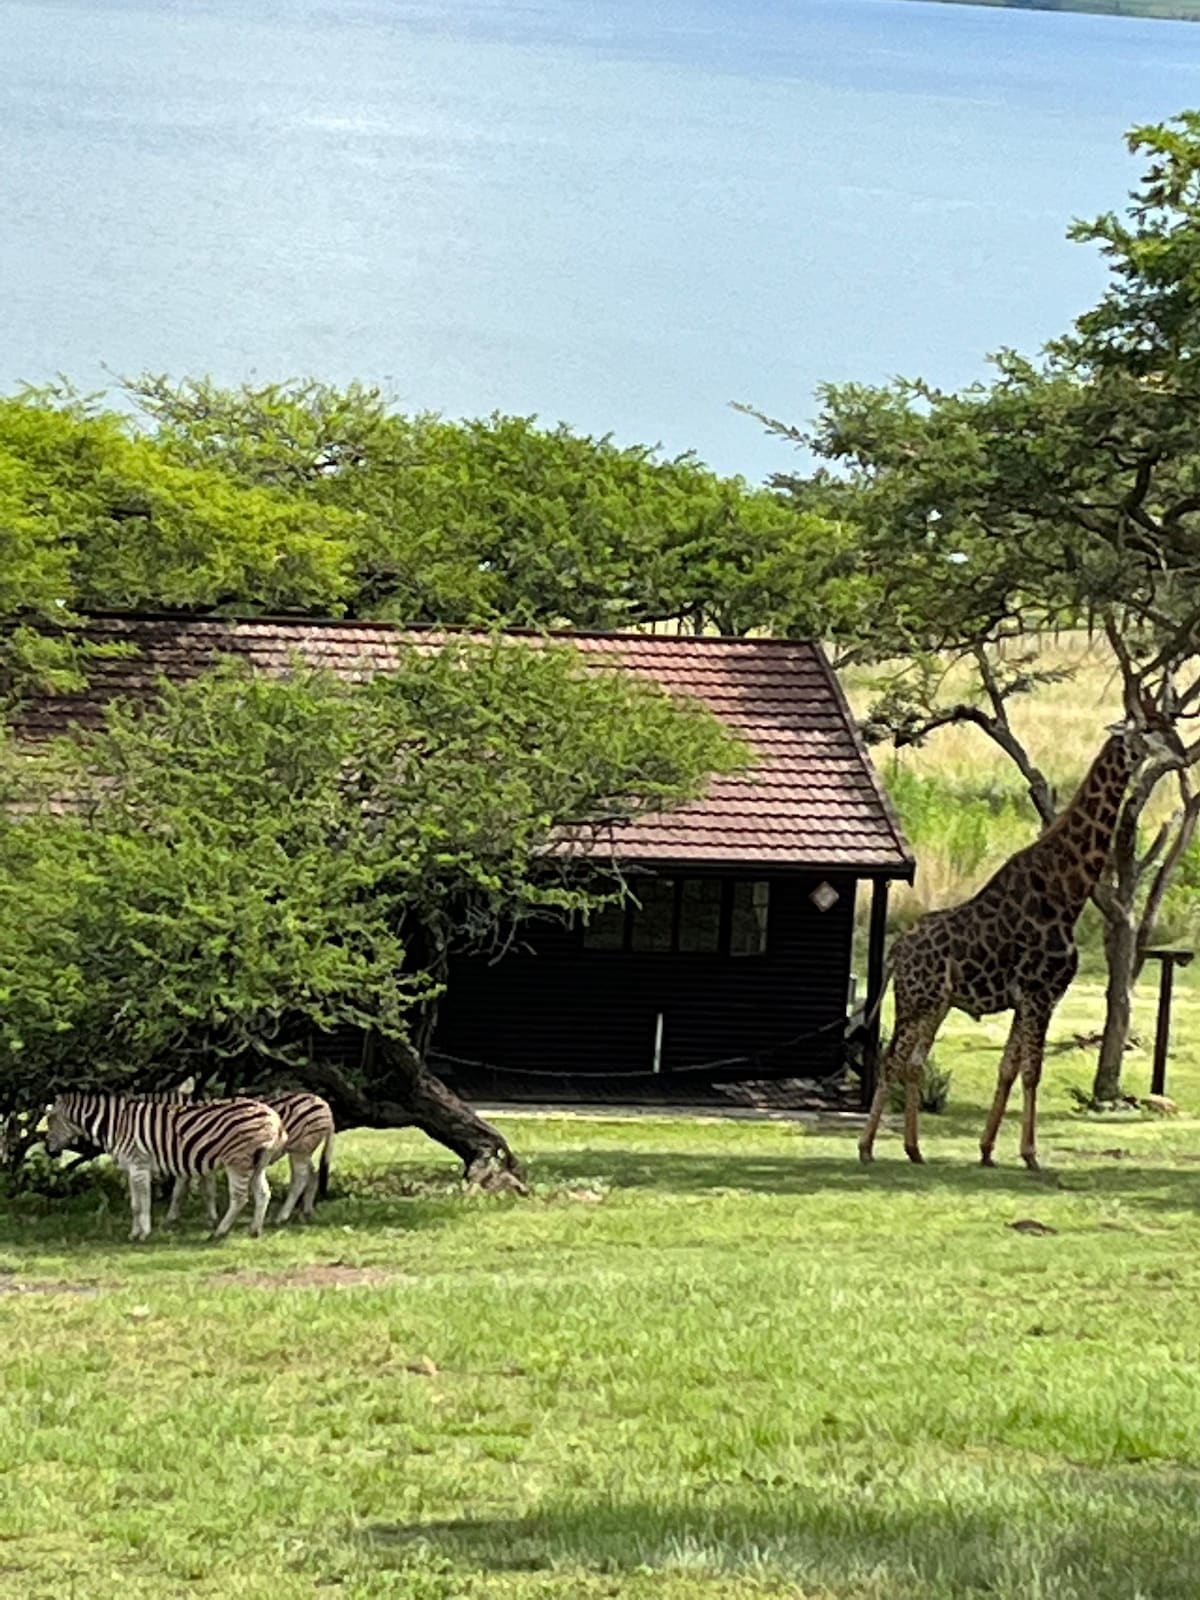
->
[0, 644, 744, 1150]
[1155, 830, 1200, 947]
[885, 767, 1034, 882]
[0, 390, 355, 617]
[0, 375, 847, 663]
[0, 389, 357, 709]
[127, 374, 840, 634]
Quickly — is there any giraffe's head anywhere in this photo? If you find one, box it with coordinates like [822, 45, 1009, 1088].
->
[1108, 690, 1188, 770]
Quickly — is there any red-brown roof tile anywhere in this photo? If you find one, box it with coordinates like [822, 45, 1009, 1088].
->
[14, 615, 914, 876]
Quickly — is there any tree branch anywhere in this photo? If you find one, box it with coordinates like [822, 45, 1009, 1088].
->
[1162, 492, 1200, 526]
[1137, 771, 1200, 967]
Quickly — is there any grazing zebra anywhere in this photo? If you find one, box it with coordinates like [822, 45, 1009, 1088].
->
[166, 1090, 336, 1229]
[44, 1092, 287, 1241]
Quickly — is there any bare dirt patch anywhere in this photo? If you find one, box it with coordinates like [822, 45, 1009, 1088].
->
[207, 1261, 414, 1291]
[0, 1268, 98, 1296]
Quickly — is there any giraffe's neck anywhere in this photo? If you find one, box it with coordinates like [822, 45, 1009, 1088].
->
[1023, 734, 1138, 917]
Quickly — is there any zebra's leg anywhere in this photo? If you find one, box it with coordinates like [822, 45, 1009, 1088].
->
[165, 1175, 190, 1226]
[275, 1154, 312, 1225]
[249, 1164, 272, 1237]
[211, 1166, 251, 1240]
[301, 1151, 322, 1218]
[201, 1173, 219, 1227]
[125, 1163, 154, 1242]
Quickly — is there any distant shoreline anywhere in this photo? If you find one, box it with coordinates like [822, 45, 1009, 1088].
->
[917, 0, 1199, 19]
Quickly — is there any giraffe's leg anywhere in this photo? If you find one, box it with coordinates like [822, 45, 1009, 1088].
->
[900, 1009, 947, 1164]
[858, 1040, 900, 1164]
[1017, 1005, 1054, 1173]
[904, 1071, 924, 1165]
[979, 1014, 1024, 1167]
[858, 1014, 939, 1164]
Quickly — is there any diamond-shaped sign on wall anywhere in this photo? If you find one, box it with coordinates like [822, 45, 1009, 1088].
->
[810, 881, 839, 913]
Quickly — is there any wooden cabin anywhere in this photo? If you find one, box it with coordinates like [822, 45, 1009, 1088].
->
[16, 615, 914, 1104]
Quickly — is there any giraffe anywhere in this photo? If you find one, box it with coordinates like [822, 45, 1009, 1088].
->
[857, 712, 1182, 1171]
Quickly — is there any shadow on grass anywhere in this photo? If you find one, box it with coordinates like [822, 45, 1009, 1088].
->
[362, 1471, 1200, 1600]
[0, 1162, 461, 1260]
[529, 1146, 1200, 1210]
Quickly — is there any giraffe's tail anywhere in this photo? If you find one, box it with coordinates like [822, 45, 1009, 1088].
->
[858, 958, 895, 1033]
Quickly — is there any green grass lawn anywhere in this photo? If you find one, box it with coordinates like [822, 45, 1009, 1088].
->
[2, 976, 1200, 1599]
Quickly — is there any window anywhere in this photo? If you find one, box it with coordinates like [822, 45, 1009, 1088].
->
[630, 878, 676, 951]
[678, 878, 723, 953]
[581, 899, 625, 950]
[581, 878, 768, 956]
[730, 880, 770, 957]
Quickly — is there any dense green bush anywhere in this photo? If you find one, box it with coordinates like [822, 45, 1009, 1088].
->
[0, 642, 745, 1168]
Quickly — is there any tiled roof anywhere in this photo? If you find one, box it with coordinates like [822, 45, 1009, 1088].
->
[14, 615, 914, 876]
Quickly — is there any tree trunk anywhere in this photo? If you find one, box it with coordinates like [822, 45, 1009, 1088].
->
[1093, 905, 1137, 1102]
[293, 1035, 527, 1194]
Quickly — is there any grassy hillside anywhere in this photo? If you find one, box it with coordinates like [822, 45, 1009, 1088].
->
[917, 0, 1200, 19]
[840, 634, 1200, 949]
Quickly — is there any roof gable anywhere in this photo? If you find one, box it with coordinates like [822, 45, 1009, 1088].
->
[13, 615, 914, 877]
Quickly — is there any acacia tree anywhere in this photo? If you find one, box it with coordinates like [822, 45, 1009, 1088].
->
[126, 375, 840, 636]
[0, 386, 358, 716]
[1, 378, 843, 691]
[748, 113, 1200, 1100]
[1, 642, 743, 1183]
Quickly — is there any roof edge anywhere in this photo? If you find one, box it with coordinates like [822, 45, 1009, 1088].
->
[596, 858, 916, 881]
[810, 645, 916, 872]
[68, 610, 825, 650]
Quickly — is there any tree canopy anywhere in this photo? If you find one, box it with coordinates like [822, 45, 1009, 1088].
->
[0, 376, 839, 650]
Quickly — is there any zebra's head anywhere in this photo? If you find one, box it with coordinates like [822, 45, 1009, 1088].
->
[44, 1094, 90, 1157]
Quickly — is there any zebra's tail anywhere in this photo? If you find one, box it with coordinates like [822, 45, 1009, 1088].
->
[317, 1127, 335, 1201]
[251, 1136, 277, 1187]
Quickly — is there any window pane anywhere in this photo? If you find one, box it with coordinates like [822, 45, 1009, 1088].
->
[630, 878, 676, 952]
[730, 881, 770, 957]
[582, 900, 626, 950]
[678, 879, 722, 953]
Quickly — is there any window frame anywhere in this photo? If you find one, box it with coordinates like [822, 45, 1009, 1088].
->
[580, 876, 770, 959]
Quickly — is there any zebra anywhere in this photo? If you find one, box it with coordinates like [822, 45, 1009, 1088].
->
[44, 1092, 287, 1241]
[165, 1090, 336, 1229]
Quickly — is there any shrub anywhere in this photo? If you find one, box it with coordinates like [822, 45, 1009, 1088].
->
[886, 1054, 953, 1115]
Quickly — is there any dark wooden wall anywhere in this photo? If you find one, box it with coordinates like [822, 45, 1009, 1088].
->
[431, 871, 858, 1086]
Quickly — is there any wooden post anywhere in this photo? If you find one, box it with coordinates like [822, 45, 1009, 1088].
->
[1145, 948, 1193, 1097]
[862, 878, 890, 1110]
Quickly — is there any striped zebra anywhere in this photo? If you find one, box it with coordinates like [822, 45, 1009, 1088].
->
[166, 1090, 336, 1229]
[44, 1092, 287, 1241]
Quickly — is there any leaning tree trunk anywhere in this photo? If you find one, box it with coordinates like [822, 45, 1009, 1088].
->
[293, 1034, 526, 1193]
[1088, 765, 1151, 1105]
[1093, 902, 1137, 1103]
